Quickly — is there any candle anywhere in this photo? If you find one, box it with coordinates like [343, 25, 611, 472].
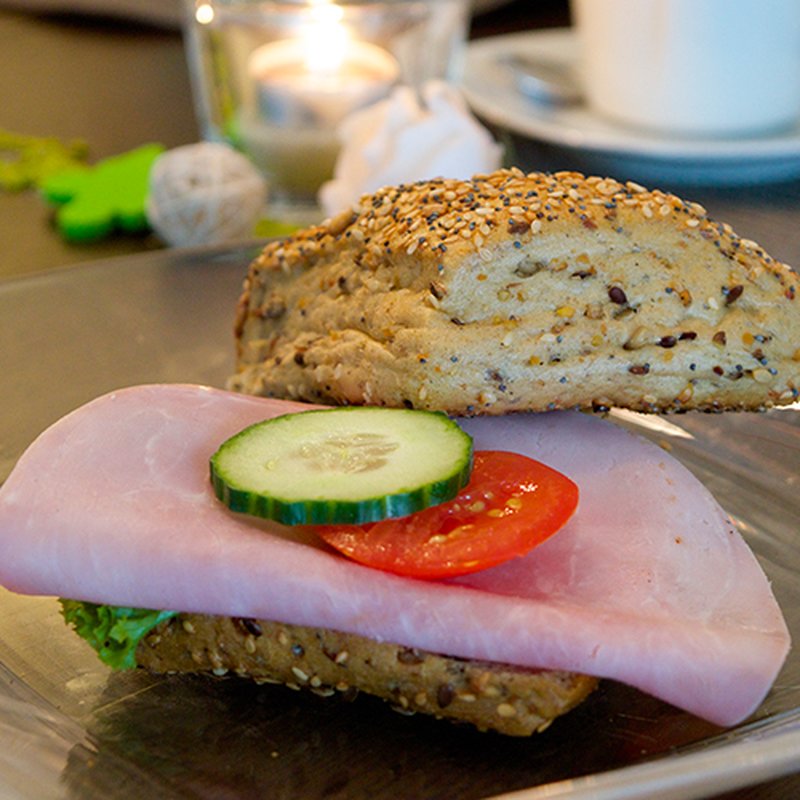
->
[184, 0, 469, 215]
[250, 37, 399, 127]
[237, 1, 399, 209]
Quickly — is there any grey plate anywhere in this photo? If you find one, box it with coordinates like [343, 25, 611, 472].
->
[0, 245, 799, 800]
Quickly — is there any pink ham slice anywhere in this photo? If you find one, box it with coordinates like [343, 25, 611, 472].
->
[0, 384, 790, 727]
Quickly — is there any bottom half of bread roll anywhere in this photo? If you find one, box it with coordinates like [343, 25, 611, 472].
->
[136, 614, 598, 736]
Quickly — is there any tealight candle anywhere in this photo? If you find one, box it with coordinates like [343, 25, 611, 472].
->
[250, 37, 399, 127]
[237, 3, 399, 210]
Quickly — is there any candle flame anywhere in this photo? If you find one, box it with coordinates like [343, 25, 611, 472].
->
[303, 0, 349, 75]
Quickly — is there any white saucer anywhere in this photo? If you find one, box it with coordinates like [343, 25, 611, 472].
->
[462, 29, 800, 185]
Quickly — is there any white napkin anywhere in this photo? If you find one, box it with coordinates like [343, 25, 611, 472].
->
[318, 80, 503, 217]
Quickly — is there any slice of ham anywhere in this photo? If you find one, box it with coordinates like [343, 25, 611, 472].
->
[0, 384, 789, 726]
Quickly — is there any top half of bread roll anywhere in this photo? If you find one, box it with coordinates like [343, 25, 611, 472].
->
[230, 169, 799, 414]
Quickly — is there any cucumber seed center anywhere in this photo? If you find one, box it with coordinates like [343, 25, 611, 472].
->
[297, 433, 399, 473]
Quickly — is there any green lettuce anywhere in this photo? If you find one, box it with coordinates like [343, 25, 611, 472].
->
[60, 600, 178, 670]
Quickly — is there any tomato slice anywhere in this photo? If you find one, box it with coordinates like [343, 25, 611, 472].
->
[314, 450, 578, 579]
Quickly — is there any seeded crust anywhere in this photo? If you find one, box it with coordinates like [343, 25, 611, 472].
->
[136, 614, 598, 736]
[230, 169, 799, 414]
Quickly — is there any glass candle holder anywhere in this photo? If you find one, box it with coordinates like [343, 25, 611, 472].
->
[182, 0, 470, 218]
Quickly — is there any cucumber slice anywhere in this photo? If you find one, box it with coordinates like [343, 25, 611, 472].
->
[210, 407, 473, 525]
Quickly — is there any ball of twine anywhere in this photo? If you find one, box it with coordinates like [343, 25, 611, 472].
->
[147, 142, 267, 247]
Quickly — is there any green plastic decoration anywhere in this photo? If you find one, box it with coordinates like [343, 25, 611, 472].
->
[41, 142, 165, 242]
[0, 129, 89, 192]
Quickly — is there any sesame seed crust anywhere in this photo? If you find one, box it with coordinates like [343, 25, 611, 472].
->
[230, 169, 799, 414]
[137, 613, 597, 736]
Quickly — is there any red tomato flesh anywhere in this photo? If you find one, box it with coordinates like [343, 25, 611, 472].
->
[314, 450, 579, 579]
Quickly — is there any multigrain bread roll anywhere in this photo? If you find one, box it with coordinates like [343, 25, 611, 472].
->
[137, 614, 598, 736]
[230, 169, 799, 414]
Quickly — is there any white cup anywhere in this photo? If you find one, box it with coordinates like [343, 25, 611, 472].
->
[571, 0, 800, 137]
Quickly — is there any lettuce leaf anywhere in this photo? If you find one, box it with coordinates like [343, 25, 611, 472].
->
[60, 600, 177, 670]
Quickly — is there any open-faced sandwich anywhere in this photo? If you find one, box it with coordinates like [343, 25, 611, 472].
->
[0, 169, 796, 736]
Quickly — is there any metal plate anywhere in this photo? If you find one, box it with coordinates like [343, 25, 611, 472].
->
[0, 245, 798, 799]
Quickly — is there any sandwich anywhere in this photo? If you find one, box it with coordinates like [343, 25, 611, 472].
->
[0, 169, 796, 736]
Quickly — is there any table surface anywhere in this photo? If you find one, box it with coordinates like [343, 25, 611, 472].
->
[1, 3, 799, 798]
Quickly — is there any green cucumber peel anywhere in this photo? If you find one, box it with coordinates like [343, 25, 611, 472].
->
[60, 599, 177, 670]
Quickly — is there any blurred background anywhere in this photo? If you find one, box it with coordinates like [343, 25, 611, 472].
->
[1, 0, 798, 281]
[0, 0, 571, 275]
